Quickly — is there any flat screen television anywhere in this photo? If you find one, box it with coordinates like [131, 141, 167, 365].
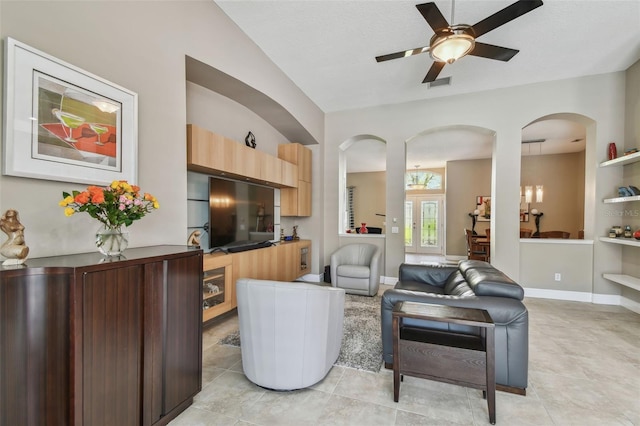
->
[208, 176, 275, 249]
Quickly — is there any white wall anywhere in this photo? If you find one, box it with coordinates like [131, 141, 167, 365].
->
[325, 73, 626, 297]
[0, 1, 323, 258]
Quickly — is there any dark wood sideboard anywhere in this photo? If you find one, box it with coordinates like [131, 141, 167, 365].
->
[0, 245, 203, 426]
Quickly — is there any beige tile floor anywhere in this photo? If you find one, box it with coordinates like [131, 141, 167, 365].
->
[171, 293, 640, 425]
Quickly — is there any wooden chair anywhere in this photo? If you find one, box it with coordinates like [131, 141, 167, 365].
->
[485, 228, 491, 239]
[519, 228, 533, 238]
[539, 231, 570, 239]
[465, 229, 489, 261]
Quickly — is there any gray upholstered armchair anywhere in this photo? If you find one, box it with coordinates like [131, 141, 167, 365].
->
[330, 243, 381, 296]
[236, 278, 345, 390]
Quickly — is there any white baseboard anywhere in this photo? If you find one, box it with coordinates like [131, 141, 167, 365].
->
[621, 296, 640, 314]
[592, 293, 622, 305]
[381, 276, 397, 285]
[525, 287, 640, 313]
[524, 288, 594, 302]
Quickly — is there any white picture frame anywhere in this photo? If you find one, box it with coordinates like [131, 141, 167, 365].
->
[2, 37, 138, 185]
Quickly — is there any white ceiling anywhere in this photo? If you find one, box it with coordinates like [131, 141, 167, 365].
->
[215, 0, 640, 171]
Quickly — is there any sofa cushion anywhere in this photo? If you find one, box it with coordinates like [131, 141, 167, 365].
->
[395, 280, 445, 294]
[443, 270, 475, 296]
[458, 259, 493, 274]
[336, 264, 370, 279]
[464, 267, 524, 300]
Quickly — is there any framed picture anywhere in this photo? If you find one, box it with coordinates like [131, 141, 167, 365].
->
[520, 196, 530, 222]
[2, 38, 138, 185]
[476, 196, 491, 222]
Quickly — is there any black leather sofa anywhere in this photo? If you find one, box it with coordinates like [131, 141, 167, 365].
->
[381, 260, 529, 394]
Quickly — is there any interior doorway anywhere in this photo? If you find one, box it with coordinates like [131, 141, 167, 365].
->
[405, 194, 444, 255]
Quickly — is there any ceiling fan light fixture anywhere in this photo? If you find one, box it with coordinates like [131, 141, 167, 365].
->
[430, 26, 475, 64]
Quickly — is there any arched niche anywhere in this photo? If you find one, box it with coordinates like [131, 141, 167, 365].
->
[406, 125, 495, 258]
[338, 134, 387, 234]
[520, 113, 592, 239]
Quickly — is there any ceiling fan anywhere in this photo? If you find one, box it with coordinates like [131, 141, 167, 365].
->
[375, 0, 543, 83]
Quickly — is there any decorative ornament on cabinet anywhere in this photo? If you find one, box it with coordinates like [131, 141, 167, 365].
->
[0, 209, 29, 266]
[245, 131, 256, 149]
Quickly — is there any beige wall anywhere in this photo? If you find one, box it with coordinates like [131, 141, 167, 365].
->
[446, 159, 492, 255]
[346, 171, 386, 231]
[0, 1, 323, 260]
[444, 153, 586, 257]
[324, 73, 626, 297]
[1, 1, 638, 304]
[521, 152, 585, 238]
[520, 240, 593, 294]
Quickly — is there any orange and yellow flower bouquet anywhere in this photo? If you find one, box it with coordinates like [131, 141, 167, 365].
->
[59, 180, 159, 229]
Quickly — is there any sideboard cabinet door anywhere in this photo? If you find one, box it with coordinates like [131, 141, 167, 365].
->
[79, 265, 145, 426]
[162, 254, 203, 417]
[0, 268, 72, 426]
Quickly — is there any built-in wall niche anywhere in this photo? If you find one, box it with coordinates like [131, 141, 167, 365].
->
[521, 115, 587, 239]
[338, 135, 386, 234]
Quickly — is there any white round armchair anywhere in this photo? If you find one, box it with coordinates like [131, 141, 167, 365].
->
[236, 278, 345, 390]
[330, 243, 381, 296]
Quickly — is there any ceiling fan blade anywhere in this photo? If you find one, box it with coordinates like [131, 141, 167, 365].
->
[376, 46, 430, 63]
[469, 42, 519, 62]
[471, 0, 543, 38]
[416, 2, 449, 32]
[423, 61, 446, 83]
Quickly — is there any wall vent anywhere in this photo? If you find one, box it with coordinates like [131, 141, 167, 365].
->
[428, 77, 451, 88]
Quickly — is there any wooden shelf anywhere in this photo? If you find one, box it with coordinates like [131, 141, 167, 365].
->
[603, 274, 640, 292]
[203, 290, 223, 300]
[204, 273, 224, 281]
[599, 236, 640, 247]
[599, 150, 640, 167]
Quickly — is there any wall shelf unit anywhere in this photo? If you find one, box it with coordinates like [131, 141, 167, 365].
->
[599, 150, 640, 294]
[602, 274, 640, 292]
[599, 237, 640, 247]
[603, 195, 640, 203]
[599, 150, 640, 167]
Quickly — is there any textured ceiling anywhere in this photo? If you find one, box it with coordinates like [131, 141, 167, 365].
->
[215, 0, 639, 171]
[216, 0, 640, 113]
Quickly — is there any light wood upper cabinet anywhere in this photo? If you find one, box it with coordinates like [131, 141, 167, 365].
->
[187, 124, 296, 188]
[278, 143, 312, 216]
[278, 143, 312, 182]
[281, 160, 298, 188]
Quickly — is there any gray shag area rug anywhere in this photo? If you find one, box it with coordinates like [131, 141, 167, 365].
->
[218, 293, 383, 372]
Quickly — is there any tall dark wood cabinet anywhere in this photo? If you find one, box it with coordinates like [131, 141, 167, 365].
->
[0, 246, 203, 426]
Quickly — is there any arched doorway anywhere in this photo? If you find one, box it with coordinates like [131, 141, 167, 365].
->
[405, 125, 495, 262]
[338, 135, 387, 234]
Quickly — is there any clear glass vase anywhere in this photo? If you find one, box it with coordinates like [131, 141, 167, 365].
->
[95, 224, 129, 256]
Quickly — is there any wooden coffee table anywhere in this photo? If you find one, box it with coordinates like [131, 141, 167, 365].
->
[392, 301, 496, 424]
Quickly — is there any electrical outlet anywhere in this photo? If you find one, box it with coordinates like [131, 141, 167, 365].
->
[554, 273, 561, 281]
